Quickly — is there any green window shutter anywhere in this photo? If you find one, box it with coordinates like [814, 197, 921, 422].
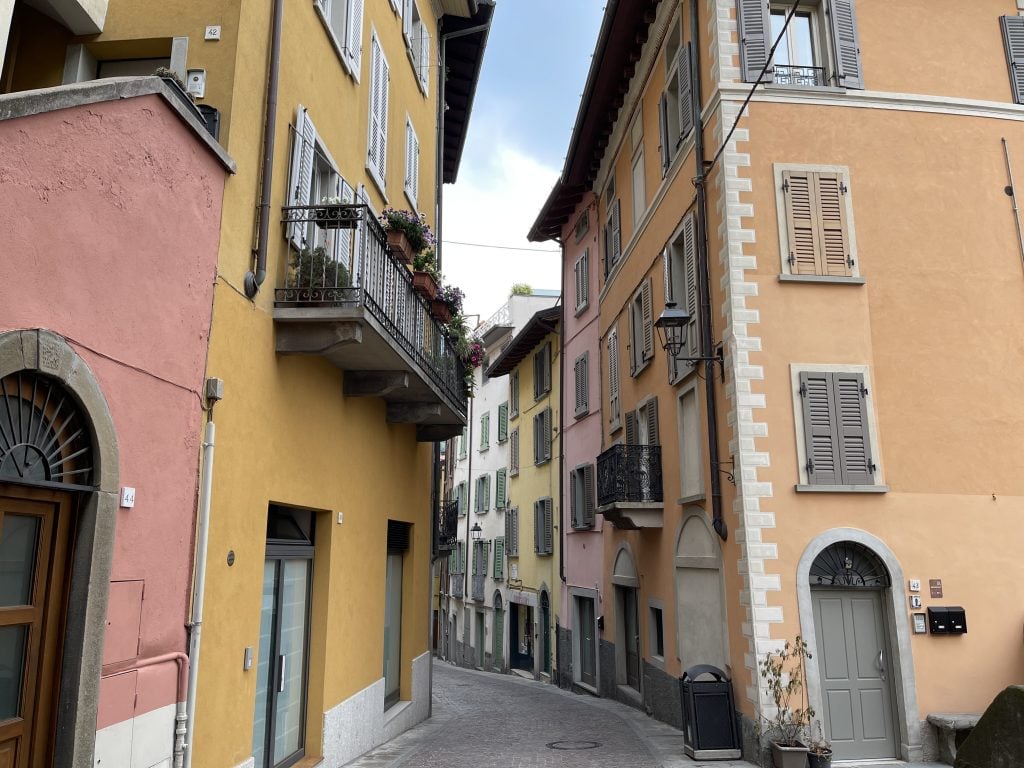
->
[800, 371, 841, 485]
[829, 0, 864, 90]
[678, 41, 694, 139]
[498, 402, 509, 442]
[480, 412, 489, 448]
[1003, 16, 1024, 104]
[496, 468, 507, 510]
[835, 373, 874, 485]
[583, 463, 596, 527]
[493, 537, 505, 579]
[459, 427, 468, 459]
[506, 508, 519, 557]
[736, 0, 771, 84]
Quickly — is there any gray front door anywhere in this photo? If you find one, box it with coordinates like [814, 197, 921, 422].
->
[812, 588, 896, 760]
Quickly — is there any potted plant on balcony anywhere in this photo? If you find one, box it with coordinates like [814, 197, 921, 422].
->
[807, 721, 832, 768]
[379, 208, 434, 264]
[290, 245, 349, 303]
[411, 249, 440, 300]
[313, 195, 358, 230]
[757, 635, 814, 768]
[432, 283, 464, 325]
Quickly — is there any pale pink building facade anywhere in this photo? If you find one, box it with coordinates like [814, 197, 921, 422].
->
[0, 78, 231, 767]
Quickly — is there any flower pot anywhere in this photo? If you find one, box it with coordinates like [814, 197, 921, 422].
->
[770, 741, 808, 768]
[431, 299, 452, 324]
[412, 270, 439, 300]
[386, 230, 413, 263]
[807, 750, 832, 768]
[314, 205, 357, 230]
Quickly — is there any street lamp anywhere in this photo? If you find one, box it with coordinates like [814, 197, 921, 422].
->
[653, 301, 691, 357]
[470, 522, 483, 541]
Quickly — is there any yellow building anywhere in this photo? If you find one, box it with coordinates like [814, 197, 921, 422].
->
[485, 306, 561, 680]
[2, 0, 493, 766]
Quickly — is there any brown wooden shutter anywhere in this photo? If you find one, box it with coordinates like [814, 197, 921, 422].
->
[800, 372, 841, 485]
[645, 397, 659, 446]
[829, 0, 864, 90]
[641, 278, 654, 361]
[783, 170, 821, 275]
[582, 463, 596, 526]
[625, 410, 638, 445]
[835, 373, 874, 485]
[678, 41, 694, 138]
[658, 94, 670, 174]
[1002, 16, 1024, 104]
[736, 0, 772, 84]
[816, 172, 852, 276]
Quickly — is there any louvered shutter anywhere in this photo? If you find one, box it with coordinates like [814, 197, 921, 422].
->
[829, 0, 863, 90]
[484, 474, 491, 511]
[403, 0, 413, 44]
[658, 94, 670, 174]
[498, 402, 508, 442]
[493, 537, 505, 579]
[574, 354, 587, 416]
[610, 199, 622, 264]
[800, 372, 841, 485]
[816, 172, 851, 276]
[645, 397, 659, 446]
[608, 330, 620, 424]
[419, 26, 430, 93]
[543, 498, 554, 555]
[835, 373, 874, 485]
[678, 41, 694, 139]
[783, 170, 821, 276]
[542, 408, 552, 462]
[681, 213, 700, 354]
[482, 540, 489, 576]
[570, 469, 579, 527]
[510, 371, 519, 417]
[625, 410, 638, 445]
[377, 45, 389, 184]
[405, 120, 419, 205]
[543, 344, 552, 394]
[1002, 16, 1024, 104]
[496, 469, 507, 510]
[368, 38, 382, 179]
[507, 508, 519, 556]
[339, 179, 354, 269]
[510, 429, 519, 475]
[533, 501, 542, 553]
[736, 0, 772, 84]
[347, 0, 365, 75]
[641, 278, 654, 361]
[582, 464, 596, 526]
[289, 106, 316, 249]
[663, 247, 673, 303]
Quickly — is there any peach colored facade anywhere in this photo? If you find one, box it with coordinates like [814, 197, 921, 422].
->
[534, 0, 1024, 762]
[0, 81, 229, 767]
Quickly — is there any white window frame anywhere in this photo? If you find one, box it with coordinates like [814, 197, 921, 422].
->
[315, 0, 364, 81]
[404, 0, 430, 95]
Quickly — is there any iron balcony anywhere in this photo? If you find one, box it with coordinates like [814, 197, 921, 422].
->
[596, 444, 664, 529]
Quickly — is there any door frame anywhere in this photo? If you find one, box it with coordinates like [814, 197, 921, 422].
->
[797, 529, 923, 761]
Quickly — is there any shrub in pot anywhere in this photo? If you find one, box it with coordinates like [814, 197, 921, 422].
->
[757, 636, 814, 768]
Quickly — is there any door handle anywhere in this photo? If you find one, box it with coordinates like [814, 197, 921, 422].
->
[876, 649, 886, 682]
[278, 654, 286, 692]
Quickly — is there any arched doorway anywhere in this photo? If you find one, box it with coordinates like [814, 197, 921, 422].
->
[0, 329, 119, 768]
[674, 511, 728, 672]
[492, 592, 504, 671]
[612, 547, 641, 693]
[808, 540, 897, 761]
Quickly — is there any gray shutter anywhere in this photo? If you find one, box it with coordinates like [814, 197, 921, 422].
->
[510, 429, 519, 475]
[682, 212, 700, 354]
[511, 508, 519, 556]
[510, 371, 519, 417]
[543, 344, 552, 394]
[583, 464, 596, 527]
[498, 402, 508, 442]
[829, 0, 863, 90]
[678, 41, 694, 139]
[482, 540, 489, 576]
[645, 397, 659, 446]
[543, 407, 552, 462]
[641, 278, 654, 361]
[610, 199, 622, 264]
[625, 410, 638, 445]
[543, 498, 553, 554]
[736, 0, 772, 84]
[800, 372, 841, 485]
[533, 413, 541, 464]
[658, 94, 670, 173]
[835, 373, 874, 485]
[1002, 16, 1024, 104]
[533, 501, 542, 553]
[569, 469, 579, 528]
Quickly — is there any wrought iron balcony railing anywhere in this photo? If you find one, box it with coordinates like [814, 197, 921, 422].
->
[436, 499, 459, 555]
[471, 573, 485, 602]
[276, 202, 467, 419]
[772, 64, 826, 87]
[597, 444, 663, 507]
[450, 576, 464, 599]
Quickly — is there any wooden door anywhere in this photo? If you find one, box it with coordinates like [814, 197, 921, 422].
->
[0, 488, 72, 768]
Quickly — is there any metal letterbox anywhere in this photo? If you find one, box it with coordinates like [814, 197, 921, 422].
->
[928, 606, 967, 635]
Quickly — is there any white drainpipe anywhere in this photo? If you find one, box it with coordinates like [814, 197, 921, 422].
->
[183, 420, 216, 768]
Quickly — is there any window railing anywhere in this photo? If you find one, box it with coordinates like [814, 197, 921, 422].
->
[773, 64, 826, 87]
[596, 444, 663, 506]
[277, 203, 467, 411]
[436, 499, 459, 554]
[471, 574, 485, 602]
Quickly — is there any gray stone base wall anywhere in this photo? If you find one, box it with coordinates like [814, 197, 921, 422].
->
[556, 625, 572, 690]
[642, 661, 682, 730]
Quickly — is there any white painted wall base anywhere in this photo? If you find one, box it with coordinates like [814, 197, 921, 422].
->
[94, 702, 176, 768]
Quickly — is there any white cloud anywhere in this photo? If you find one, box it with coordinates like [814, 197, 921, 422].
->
[441, 142, 562, 322]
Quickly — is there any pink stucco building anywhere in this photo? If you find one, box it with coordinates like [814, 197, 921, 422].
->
[0, 78, 232, 767]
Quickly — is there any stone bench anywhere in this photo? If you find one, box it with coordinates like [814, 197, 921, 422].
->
[926, 712, 981, 764]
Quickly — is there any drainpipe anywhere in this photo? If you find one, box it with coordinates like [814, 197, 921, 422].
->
[557, 239, 567, 586]
[183, 420, 216, 768]
[690, 0, 727, 541]
[244, 0, 285, 298]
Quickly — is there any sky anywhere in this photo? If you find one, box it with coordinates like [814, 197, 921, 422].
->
[441, 1, 605, 323]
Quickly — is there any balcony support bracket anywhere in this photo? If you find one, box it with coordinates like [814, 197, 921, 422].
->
[387, 402, 442, 424]
[344, 371, 410, 397]
[275, 321, 362, 357]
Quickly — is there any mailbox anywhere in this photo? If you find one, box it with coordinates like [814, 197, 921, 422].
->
[927, 606, 967, 635]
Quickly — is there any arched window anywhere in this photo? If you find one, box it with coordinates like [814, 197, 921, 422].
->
[810, 541, 890, 588]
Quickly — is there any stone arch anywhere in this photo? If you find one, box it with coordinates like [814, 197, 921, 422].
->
[674, 509, 728, 673]
[0, 328, 120, 766]
[797, 528, 923, 761]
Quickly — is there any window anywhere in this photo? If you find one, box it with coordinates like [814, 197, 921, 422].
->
[659, 41, 694, 174]
[649, 605, 665, 659]
[775, 165, 859, 280]
[367, 32, 389, 192]
[574, 209, 590, 243]
[629, 396, 659, 447]
[403, 0, 431, 93]
[736, 0, 863, 89]
[631, 123, 646, 226]
[533, 343, 551, 399]
[505, 508, 519, 557]
[459, 427, 468, 459]
[678, 387, 703, 499]
[628, 278, 654, 375]
[1001, 16, 1024, 104]
[509, 429, 519, 476]
[493, 537, 505, 580]
[497, 402, 509, 443]
[570, 464, 596, 529]
[574, 249, 590, 313]
[287, 106, 344, 252]
[607, 327, 621, 429]
[795, 368, 881, 489]
[480, 412, 490, 450]
[475, 473, 490, 513]
[404, 118, 419, 207]
[450, 540, 466, 573]
[534, 498, 554, 555]
[316, 0, 365, 78]
[509, 371, 520, 418]
[574, 352, 589, 417]
[473, 540, 489, 577]
[495, 468, 507, 510]
[533, 408, 552, 465]
[664, 212, 700, 380]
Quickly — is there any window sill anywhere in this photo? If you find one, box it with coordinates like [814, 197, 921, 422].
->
[366, 164, 388, 203]
[609, 418, 621, 434]
[574, 408, 590, 420]
[574, 302, 589, 317]
[778, 274, 865, 285]
[764, 83, 846, 96]
[795, 484, 889, 493]
[630, 358, 652, 378]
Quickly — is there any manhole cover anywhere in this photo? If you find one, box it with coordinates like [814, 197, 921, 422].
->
[546, 741, 601, 750]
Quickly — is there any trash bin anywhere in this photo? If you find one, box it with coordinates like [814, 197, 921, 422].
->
[679, 664, 742, 760]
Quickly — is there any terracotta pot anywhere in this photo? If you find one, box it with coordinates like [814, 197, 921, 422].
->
[431, 299, 452, 324]
[770, 741, 808, 768]
[386, 230, 413, 263]
[412, 271, 439, 300]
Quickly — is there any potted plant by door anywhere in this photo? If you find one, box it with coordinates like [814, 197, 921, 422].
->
[807, 722, 832, 768]
[757, 635, 815, 768]
[379, 208, 435, 265]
